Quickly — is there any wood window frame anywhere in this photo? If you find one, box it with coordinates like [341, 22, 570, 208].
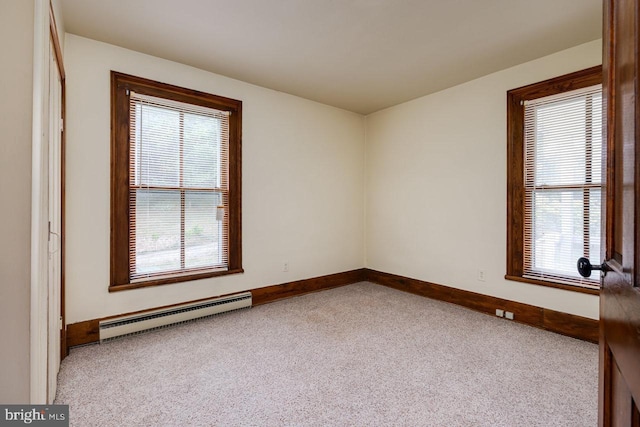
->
[505, 65, 602, 296]
[110, 71, 243, 292]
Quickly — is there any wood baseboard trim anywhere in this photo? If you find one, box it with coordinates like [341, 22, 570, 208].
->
[252, 269, 366, 305]
[66, 319, 100, 348]
[365, 269, 598, 343]
[66, 268, 596, 349]
[542, 309, 599, 343]
[66, 268, 367, 349]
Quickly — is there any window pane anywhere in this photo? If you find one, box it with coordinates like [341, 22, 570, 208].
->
[531, 190, 584, 278]
[183, 113, 220, 188]
[589, 189, 602, 262]
[185, 192, 222, 269]
[134, 104, 180, 187]
[134, 190, 181, 275]
[534, 98, 587, 186]
[591, 93, 603, 184]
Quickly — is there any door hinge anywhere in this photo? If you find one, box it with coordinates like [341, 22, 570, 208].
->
[59, 316, 63, 331]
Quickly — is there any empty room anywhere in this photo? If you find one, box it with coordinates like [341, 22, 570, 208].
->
[2, 0, 639, 426]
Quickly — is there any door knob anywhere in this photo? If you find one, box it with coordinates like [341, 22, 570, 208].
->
[577, 257, 609, 278]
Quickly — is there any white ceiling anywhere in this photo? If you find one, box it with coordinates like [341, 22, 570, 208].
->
[60, 0, 602, 115]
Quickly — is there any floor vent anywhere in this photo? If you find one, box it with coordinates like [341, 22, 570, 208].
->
[99, 292, 252, 342]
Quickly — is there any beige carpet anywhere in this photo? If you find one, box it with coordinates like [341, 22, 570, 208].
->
[55, 282, 597, 426]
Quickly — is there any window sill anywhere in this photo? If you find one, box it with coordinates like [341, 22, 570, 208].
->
[109, 268, 245, 292]
[504, 274, 600, 295]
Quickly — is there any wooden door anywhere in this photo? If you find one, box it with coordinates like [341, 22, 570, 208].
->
[47, 38, 63, 403]
[600, 0, 640, 425]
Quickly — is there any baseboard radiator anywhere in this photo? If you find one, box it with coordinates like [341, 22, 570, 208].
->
[99, 292, 252, 342]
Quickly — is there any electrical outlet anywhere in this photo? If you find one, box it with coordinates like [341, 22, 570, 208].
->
[283, 262, 289, 272]
[496, 309, 504, 317]
[505, 311, 514, 320]
[478, 270, 486, 282]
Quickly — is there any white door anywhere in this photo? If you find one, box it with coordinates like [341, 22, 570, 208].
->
[47, 39, 62, 403]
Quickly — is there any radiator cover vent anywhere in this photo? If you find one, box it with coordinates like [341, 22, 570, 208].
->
[99, 292, 252, 342]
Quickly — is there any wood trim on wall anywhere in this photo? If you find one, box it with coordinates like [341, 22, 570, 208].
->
[505, 274, 600, 296]
[110, 71, 243, 291]
[505, 65, 603, 295]
[66, 268, 597, 350]
[542, 309, 599, 343]
[66, 268, 367, 349]
[365, 269, 599, 343]
[66, 319, 99, 348]
[252, 269, 367, 305]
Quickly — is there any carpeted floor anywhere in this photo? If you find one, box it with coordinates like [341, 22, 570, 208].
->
[55, 282, 598, 426]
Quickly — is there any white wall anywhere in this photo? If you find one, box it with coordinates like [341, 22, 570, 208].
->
[64, 35, 365, 324]
[0, 0, 34, 403]
[365, 40, 602, 319]
[65, 34, 602, 324]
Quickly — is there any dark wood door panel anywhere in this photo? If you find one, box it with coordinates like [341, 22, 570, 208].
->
[600, 0, 639, 425]
[602, 288, 640, 405]
[611, 360, 632, 427]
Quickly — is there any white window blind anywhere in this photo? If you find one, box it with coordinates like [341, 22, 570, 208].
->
[128, 91, 230, 280]
[523, 84, 602, 287]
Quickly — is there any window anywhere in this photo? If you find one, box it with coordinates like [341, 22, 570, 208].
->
[506, 66, 602, 294]
[111, 72, 242, 291]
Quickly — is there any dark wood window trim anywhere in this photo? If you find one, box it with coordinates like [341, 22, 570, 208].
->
[110, 71, 243, 292]
[506, 65, 602, 296]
